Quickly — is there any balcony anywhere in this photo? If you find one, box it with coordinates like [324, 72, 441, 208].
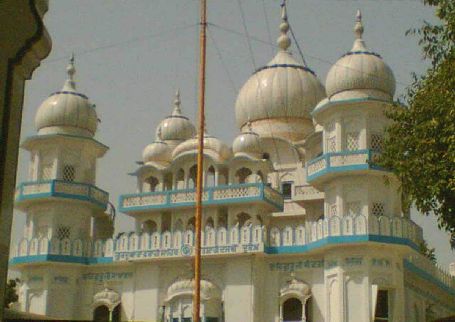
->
[15, 180, 109, 210]
[119, 183, 283, 214]
[306, 149, 383, 184]
[294, 185, 324, 204]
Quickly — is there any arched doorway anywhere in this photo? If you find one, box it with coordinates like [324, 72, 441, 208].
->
[93, 305, 109, 322]
[283, 298, 302, 322]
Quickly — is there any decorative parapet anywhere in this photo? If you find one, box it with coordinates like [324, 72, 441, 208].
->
[306, 149, 383, 182]
[267, 214, 423, 248]
[119, 183, 283, 213]
[405, 254, 455, 295]
[294, 184, 324, 202]
[15, 180, 109, 209]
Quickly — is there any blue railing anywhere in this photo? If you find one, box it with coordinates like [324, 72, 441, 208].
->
[306, 149, 383, 182]
[15, 179, 109, 209]
[119, 182, 283, 213]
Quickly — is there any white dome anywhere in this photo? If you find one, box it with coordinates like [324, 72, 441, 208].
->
[166, 278, 220, 302]
[156, 91, 195, 142]
[35, 57, 98, 137]
[142, 140, 172, 165]
[232, 126, 264, 159]
[235, 6, 325, 138]
[325, 10, 396, 100]
[172, 132, 232, 163]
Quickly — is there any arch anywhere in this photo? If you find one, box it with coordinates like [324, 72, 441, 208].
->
[176, 168, 185, 189]
[236, 212, 251, 227]
[187, 217, 195, 230]
[145, 176, 159, 192]
[218, 168, 229, 185]
[235, 167, 252, 184]
[282, 298, 302, 322]
[174, 219, 184, 232]
[93, 305, 109, 322]
[206, 165, 216, 187]
[188, 165, 198, 189]
[205, 216, 215, 229]
[163, 173, 173, 191]
[142, 220, 157, 234]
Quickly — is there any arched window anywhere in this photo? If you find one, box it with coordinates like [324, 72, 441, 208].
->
[207, 166, 216, 187]
[283, 298, 302, 322]
[235, 167, 252, 184]
[217, 211, 227, 229]
[145, 176, 159, 192]
[189, 165, 198, 189]
[142, 220, 157, 234]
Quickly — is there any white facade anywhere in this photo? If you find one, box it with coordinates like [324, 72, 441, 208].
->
[10, 8, 455, 322]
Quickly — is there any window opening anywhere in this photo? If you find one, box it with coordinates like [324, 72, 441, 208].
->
[281, 182, 293, 200]
[56, 226, 71, 240]
[372, 202, 385, 216]
[374, 290, 389, 321]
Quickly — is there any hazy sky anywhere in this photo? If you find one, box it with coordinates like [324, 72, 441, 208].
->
[11, 0, 454, 269]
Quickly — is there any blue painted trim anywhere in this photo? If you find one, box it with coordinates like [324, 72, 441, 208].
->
[312, 97, 391, 116]
[306, 149, 388, 182]
[265, 234, 419, 254]
[254, 64, 317, 76]
[15, 180, 109, 209]
[404, 260, 455, 297]
[119, 183, 284, 213]
[49, 90, 89, 99]
[9, 255, 113, 265]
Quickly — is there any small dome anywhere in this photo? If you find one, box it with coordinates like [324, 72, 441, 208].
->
[156, 90, 196, 142]
[172, 131, 232, 163]
[35, 56, 98, 137]
[325, 10, 396, 100]
[235, 4, 325, 138]
[232, 123, 264, 159]
[142, 137, 172, 165]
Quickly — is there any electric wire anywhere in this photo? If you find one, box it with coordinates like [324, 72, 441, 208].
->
[261, 0, 275, 56]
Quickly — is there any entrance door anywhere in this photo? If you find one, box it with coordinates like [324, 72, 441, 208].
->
[93, 305, 109, 322]
[283, 298, 303, 322]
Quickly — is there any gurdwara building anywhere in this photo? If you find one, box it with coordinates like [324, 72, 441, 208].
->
[9, 7, 455, 322]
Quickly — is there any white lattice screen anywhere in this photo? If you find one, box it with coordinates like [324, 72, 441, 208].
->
[327, 137, 336, 153]
[63, 165, 76, 182]
[371, 133, 384, 151]
[56, 226, 71, 240]
[372, 202, 385, 216]
[329, 204, 337, 217]
[346, 132, 360, 151]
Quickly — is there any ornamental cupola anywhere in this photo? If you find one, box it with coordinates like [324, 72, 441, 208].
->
[155, 90, 196, 144]
[324, 10, 396, 102]
[35, 55, 98, 138]
[232, 121, 264, 160]
[142, 128, 173, 166]
[235, 2, 325, 142]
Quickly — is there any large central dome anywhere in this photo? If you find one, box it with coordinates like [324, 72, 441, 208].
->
[235, 4, 325, 141]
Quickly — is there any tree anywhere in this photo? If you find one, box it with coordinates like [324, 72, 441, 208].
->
[380, 0, 455, 247]
[4, 279, 19, 308]
[419, 240, 437, 264]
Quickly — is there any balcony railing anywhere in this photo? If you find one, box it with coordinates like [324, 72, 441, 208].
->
[294, 185, 324, 202]
[306, 149, 382, 182]
[119, 183, 284, 213]
[15, 180, 109, 209]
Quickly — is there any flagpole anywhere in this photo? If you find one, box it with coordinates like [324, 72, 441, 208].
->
[193, 0, 207, 321]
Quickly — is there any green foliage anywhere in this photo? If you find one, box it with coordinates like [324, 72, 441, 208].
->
[380, 0, 455, 247]
[4, 279, 19, 308]
[419, 240, 437, 264]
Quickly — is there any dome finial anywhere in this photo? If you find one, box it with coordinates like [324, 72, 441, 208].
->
[277, 0, 291, 51]
[172, 89, 182, 115]
[64, 53, 76, 90]
[354, 9, 364, 40]
[351, 9, 367, 51]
